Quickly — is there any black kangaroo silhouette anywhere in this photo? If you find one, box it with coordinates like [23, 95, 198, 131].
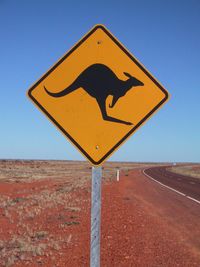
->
[44, 63, 144, 125]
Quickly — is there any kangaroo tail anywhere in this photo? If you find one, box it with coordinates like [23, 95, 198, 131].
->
[44, 82, 78, 98]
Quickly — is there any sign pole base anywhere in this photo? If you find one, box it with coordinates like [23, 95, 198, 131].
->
[90, 166, 102, 267]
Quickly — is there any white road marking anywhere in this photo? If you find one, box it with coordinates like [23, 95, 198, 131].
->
[143, 169, 200, 205]
[186, 196, 200, 205]
[143, 169, 186, 196]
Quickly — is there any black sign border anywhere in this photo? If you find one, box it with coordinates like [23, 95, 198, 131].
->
[28, 25, 169, 165]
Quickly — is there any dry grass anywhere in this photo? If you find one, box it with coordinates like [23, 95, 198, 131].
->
[0, 160, 153, 182]
[0, 231, 72, 267]
[168, 164, 200, 179]
[0, 159, 155, 266]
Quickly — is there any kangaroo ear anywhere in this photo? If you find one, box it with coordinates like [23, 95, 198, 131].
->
[124, 72, 132, 78]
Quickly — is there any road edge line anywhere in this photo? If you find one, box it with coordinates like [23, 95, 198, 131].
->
[142, 168, 200, 205]
[186, 196, 200, 204]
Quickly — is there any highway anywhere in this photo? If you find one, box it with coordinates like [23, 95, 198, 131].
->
[144, 166, 200, 202]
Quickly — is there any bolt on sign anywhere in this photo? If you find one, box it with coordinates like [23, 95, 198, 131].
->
[27, 25, 169, 165]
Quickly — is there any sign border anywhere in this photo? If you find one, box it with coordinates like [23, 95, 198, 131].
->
[27, 24, 169, 165]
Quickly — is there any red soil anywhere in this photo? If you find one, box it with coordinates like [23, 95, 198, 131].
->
[0, 163, 200, 266]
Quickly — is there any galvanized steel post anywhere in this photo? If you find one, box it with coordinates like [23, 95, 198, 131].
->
[90, 166, 102, 267]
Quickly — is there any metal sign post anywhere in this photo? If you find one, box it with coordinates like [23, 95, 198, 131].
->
[90, 166, 102, 267]
[27, 24, 170, 267]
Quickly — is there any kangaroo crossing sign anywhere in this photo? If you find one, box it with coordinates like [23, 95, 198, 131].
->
[27, 25, 169, 165]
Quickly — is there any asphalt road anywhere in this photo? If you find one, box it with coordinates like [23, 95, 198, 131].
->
[144, 166, 200, 202]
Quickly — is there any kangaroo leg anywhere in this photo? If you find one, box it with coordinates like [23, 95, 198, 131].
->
[96, 98, 133, 126]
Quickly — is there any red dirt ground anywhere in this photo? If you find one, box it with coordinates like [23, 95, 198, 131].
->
[0, 161, 200, 266]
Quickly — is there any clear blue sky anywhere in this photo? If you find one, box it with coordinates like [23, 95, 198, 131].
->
[0, 0, 199, 163]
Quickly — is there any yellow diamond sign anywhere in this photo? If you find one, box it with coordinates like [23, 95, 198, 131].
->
[27, 25, 169, 165]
